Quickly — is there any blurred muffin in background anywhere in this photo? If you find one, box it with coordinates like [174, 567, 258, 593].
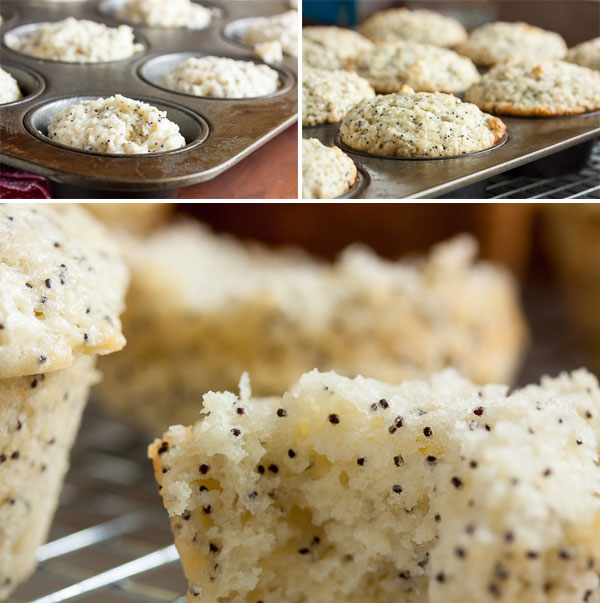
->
[543, 204, 600, 374]
[95, 223, 527, 433]
[84, 203, 173, 234]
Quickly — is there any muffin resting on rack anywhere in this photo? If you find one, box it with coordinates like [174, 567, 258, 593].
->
[0, 204, 128, 599]
[150, 368, 600, 603]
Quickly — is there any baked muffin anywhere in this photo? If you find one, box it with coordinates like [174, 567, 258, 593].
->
[345, 42, 480, 94]
[302, 68, 375, 126]
[566, 37, 600, 71]
[150, 367, 600, 603]
[302, 38, 343, 71]
[83, 203, 173, 234]
[0, 204, 128, 599]
[361, 7, 467, 47]
[302, 26, 375, 67]
[340, 86, 507, 158]
[458, 21, 567, 67]
[302, 138, 357, 199]
[95, 230, 526, 433]
[465, 59, 600, 117]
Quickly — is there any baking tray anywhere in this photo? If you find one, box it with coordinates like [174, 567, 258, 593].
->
[303, 112, 600, 199]
[0, 0, 298, 195]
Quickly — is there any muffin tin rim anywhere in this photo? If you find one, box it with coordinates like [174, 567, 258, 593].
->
[337, 164, 370, 199]
[333, 131, 509, 161]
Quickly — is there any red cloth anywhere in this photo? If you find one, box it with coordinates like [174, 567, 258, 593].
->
[0, 167, 51, 199]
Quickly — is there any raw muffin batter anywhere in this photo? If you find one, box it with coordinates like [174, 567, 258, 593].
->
[162, 56, 280, 98]
[0, 68, 22, 104]
[116, 0, 216, 29]
[47, 94, 186, 154]
[340, 86, 507, 158]
[150, 368, 600, 603]
[5, 18, 143, 63]
[242, 10, 298, 57]
[302, 138, 357, 199]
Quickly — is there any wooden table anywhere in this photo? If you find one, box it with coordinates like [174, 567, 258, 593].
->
[177, 124, 298, 200]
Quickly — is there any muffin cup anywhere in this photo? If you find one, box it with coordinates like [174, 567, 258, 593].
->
[0, 356, 99, 599]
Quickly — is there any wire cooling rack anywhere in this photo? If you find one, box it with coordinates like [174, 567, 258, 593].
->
[7, 407, 187, 603]
[485, 137, 600, 199]
[7, 278, 593, 603]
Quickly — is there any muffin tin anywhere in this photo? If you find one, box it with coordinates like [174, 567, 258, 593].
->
[304, 112, 600, 198]
[0, 0, 297, 195]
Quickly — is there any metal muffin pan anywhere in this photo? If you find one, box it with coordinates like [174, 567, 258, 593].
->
[303, 113, 600, 199]
[0, 0, 297, 193]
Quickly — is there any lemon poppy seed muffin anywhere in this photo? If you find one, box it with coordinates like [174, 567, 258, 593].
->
[465, 60, 600, 117]
[345, 42, 480, 94]
[566, 37, 600, 71]
[83, 203, 173, 234]
[150, 367, 600, 603]
[340, 86, 507, 158]
[302, 138, 357, 199]
[361, 8, 467, 48]
[95, 230, 526, 433]
[458, 21, 567, 67]
[302, 38, 343, 71]
[302, 26, 375, 65]
[0, 204, 128, 598]
[302, 68, 375, 126]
